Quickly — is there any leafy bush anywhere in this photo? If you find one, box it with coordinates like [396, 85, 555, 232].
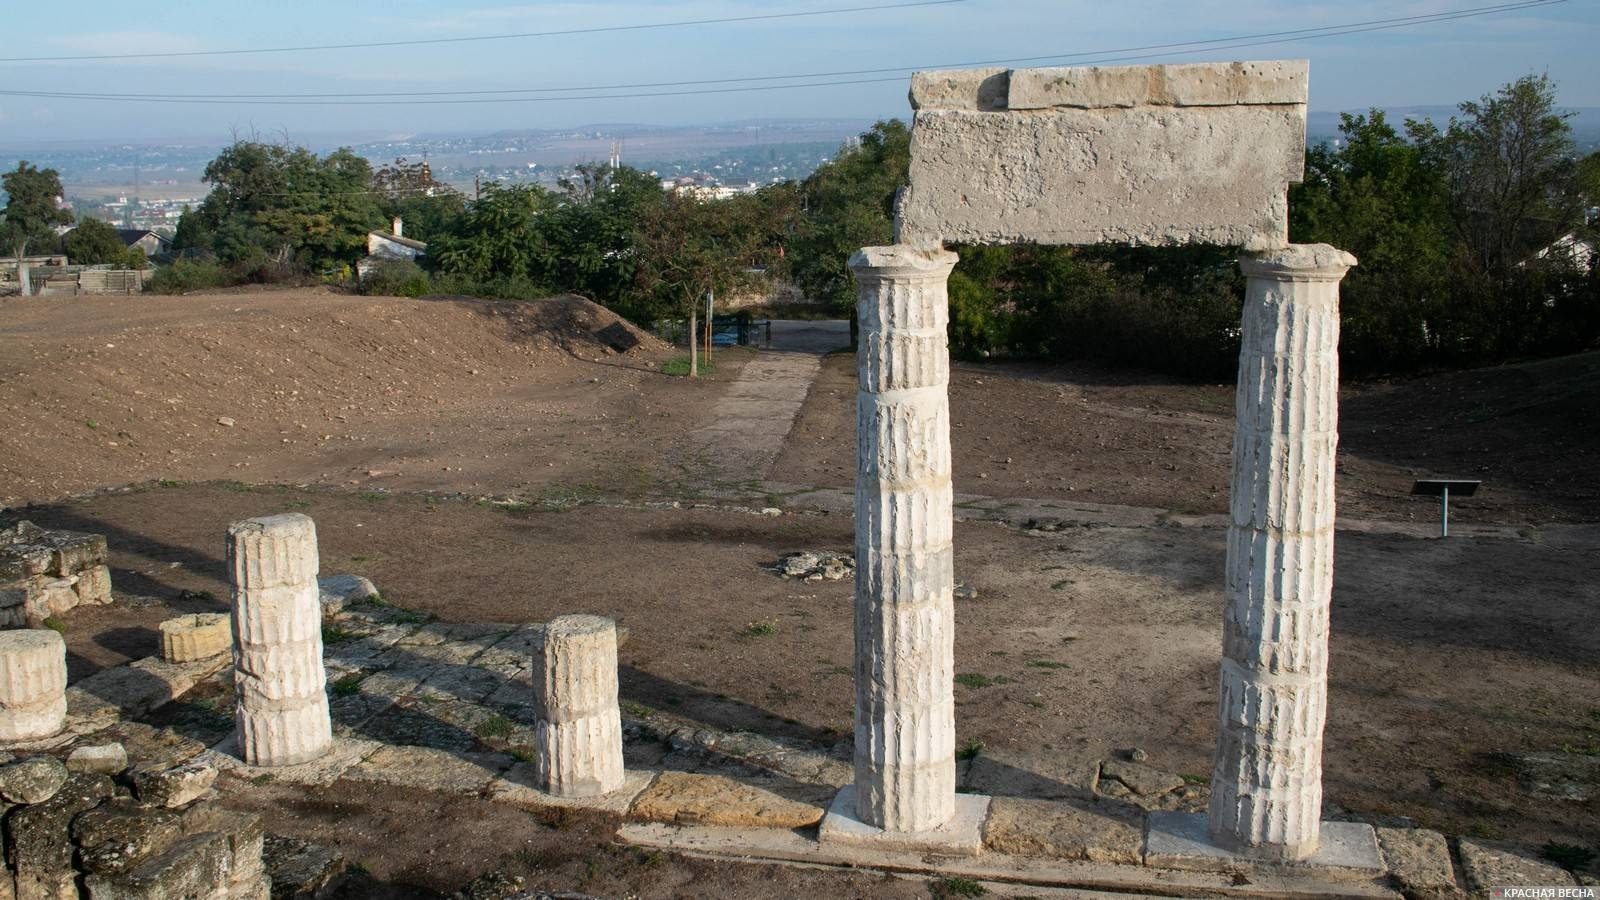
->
[360, 259, 430, 297]
[147, 259, 233, 294]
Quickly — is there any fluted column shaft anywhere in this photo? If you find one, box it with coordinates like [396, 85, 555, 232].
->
[1209, 244, 1356, 860]
[850, 245, 959, 833]
[228, 513, 332, 767]
[534, 614, 625, 798]
[0, 630, 67, 741]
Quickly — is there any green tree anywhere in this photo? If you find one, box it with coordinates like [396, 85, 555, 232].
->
[429, 182, 558, 289]
[1290, 111, 1453, 371]
[372, 157, 465, 245]
[789, 121, 910, 315]
[1, 161, 72, 294]
[633, 190, 762, 376]
[65, 216, 145, 267]
[1411, 74, 1581, 278]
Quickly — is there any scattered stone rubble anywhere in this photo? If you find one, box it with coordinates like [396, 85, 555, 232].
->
[1, 521, 114, 627]
[770, 551, 853, 582]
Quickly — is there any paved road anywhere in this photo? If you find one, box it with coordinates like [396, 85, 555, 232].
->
[677, 320, 849, 486]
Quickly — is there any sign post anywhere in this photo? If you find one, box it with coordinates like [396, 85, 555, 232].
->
[1410, 479, 1481, 538]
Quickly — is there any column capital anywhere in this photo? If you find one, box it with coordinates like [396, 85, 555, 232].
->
[849, 245, 959, 280]
[1238, 243, 1357, 282]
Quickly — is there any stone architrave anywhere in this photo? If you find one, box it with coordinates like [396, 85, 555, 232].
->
[533, 615, 625, 798]
[0, 629, 68, 741]
[227, 514, 331, 767]
[1209, 244, 1355, 859]
[850, 245, 959, 833]
[900, 60, 1308, 250]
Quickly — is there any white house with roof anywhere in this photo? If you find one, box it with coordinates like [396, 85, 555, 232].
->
[357, 217, 427, 281]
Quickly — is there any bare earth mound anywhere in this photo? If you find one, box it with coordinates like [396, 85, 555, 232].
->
[0, 288, 733, 506]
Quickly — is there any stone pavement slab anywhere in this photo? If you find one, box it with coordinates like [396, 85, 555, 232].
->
[1144, 812, 1383, 879]
[206, 735, 381, 787]
[818, 786, 990, 857]
[341, 745, 512, 795]
[487, 765, 654, 813]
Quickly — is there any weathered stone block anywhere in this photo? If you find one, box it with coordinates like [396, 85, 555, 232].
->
[0, 630, 67, 741]
[629, 772, 832, 829]
[159, 614, 231, 663]
[1374, 826, 1462, 899]
[74, 564, 114, 606]
[83, 831, 231, 900]
[1458, 839, 1577, 893]
[0, 756, 67, 804]
[900, 61, 1307, 249]
[132, 759, 218, 808]
[6, 773, 115, 900]
[981, 797, 1141, 863]
[72, 798, 184, 875]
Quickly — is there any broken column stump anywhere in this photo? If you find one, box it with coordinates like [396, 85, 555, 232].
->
[0, 628, 68, 742]
[533, 614, 625, 798]
[228, 514, 332, 768]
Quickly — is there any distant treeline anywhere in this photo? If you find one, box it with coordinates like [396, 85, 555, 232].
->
[140, 74, 1600, 378]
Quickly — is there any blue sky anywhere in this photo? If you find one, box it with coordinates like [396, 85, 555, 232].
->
[1, 0, 1595, 143]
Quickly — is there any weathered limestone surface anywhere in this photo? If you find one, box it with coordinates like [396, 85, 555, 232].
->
[1, 521, 113, 627]
[533, 615, 625, 798]
[160, 613, 232, 663]
[228, 514, 331, 767]
[850, 246, 959, 833]
[1208, 244, 1355, 860]
[900, 61, 1307, 249]
[0, 629, 68, 741]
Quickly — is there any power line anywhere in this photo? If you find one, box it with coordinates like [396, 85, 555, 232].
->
[0, 0, 966, 63]
[0, 0, 1567, 106]
[5, 0, 1563, 101]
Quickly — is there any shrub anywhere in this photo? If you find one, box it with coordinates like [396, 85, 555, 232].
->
[360, 259, 430, 297]
[147, 259, 232, 294]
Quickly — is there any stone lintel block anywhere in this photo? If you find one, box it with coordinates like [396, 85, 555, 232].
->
[226, 514, 318, 592]
[902, 63, 1310, 250]
[818, 785, 988, 856]
[1145, 811, 1382, 877]
[160, 613, 233, 663]
[912, 60, 1308, 111]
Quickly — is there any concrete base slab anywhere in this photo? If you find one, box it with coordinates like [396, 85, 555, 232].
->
[487, 764, 654, 813]
[618, 821, 1401, 898]
[1145, 812, 1383, 879]
[818, 786, 990, 857]
[205, 735, 382, 786]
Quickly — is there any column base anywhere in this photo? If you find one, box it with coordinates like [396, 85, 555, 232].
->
[1144, 812, 1382, 880]
[818, 785, 989, 856]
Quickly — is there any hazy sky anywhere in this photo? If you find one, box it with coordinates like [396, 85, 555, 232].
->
[1, 0, 1595, 144]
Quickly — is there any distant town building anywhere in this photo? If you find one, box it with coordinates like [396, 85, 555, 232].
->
[116, 229, 172, 257]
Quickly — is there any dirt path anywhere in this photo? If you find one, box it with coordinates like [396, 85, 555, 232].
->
[671, 321, 849, 487]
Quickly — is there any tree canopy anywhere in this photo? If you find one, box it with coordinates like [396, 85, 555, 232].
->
[1, 161, 71, 258]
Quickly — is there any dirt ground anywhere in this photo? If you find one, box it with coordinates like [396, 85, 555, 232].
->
[3, 288, 1597, 896]
[773, 352, 1600, 525]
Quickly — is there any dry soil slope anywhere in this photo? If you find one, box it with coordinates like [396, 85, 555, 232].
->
[0, 288, 664, 505]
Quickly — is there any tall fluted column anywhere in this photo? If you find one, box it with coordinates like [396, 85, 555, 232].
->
[533, 614, 626, 798]
[850, 245, 959, 833]
[1209, 244, 1355, 860]
[228, 513, 332, 767]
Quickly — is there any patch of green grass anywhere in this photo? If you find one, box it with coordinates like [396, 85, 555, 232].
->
[357, 491, 387, 503]
[349, 554, 370, 563]
[158, 478, 184, 488]
[1024, 700, 1045, 709]
[955, 673, 993, 689]
[474, 715, 514, 740]
[1180, 773, 1209, 785]
[741, 620, 778, 638]
[932, 876, 988, 898]
[1050, 579, 1071, 591]
[620, 701, 653, 718]
[513, 847, 545, 868]
[84, 419, 98, 430]
[346, 861, 371, 877]
[321, 623, 354, 644]
[1542, 842, 1595, 871]
[251, 773, 274, 785]
[389, 610, 426, 625]
[660, 353, 716, 376]
[957, 739, 984, 761]
[42, 617, 66, 634]
[331, 673, 365, 697]
[510, 745, 537, 764]
[1027, 660, 1070, 670]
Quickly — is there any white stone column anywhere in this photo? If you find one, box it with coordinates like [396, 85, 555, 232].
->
[228, 513, 332, 767]
[534, 614, 625, 798]
[0, 630, 67, 741]
[1209, 243, 1355, 860]
[850, 245, 959, 833]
